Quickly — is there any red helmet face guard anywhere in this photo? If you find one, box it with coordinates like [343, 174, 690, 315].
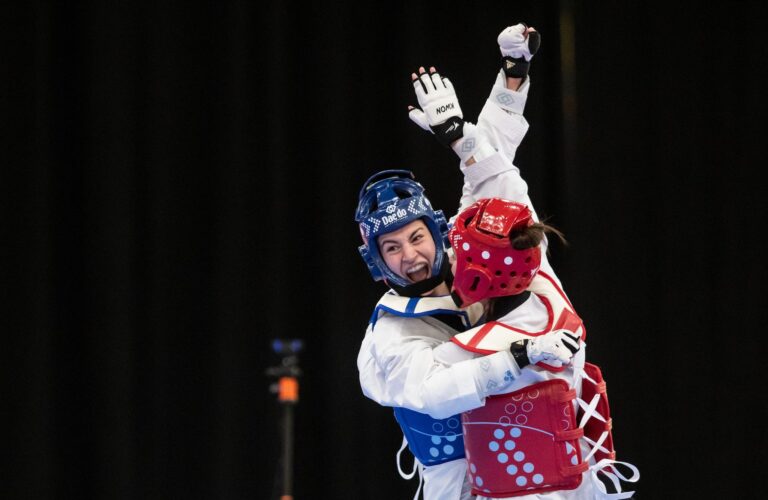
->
[449, 198, 542, 306]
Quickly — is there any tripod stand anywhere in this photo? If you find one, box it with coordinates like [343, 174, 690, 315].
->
[266, 339, 303, 500]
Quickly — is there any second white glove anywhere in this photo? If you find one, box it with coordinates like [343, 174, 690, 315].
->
[526, 329, 580, 367]
[498, 23, 538, 61]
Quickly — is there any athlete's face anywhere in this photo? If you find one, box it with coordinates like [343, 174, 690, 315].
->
[378, 220, 436, 283]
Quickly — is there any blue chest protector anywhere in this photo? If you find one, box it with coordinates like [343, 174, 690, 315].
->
[393, 407, 465, 465]
[370, 293, 484, 466]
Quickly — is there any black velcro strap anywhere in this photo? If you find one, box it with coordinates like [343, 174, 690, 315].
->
[501, 56, 530, 79]
[430, 116, 464, 148]
[510, 339, 530, 368]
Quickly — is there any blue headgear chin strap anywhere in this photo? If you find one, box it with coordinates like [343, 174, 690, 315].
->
[355, 170, 451, 297]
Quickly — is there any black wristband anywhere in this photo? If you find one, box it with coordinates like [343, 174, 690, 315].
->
[430, 116, 464, 148]
[501, 30, 539, 79]
[509, 339, 531, 368]
[501, 56, 530, 79]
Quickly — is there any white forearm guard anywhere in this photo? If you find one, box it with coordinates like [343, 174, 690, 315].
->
[450, 122, 497, 166]
[487, 69, 529, 115]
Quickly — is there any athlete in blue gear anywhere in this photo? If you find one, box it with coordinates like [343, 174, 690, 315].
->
[356, 23, 545, 500]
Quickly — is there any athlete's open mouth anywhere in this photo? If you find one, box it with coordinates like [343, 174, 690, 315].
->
[406, 263, 429, 282]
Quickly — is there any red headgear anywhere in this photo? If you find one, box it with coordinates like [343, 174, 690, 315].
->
[449, 198, 542, 306]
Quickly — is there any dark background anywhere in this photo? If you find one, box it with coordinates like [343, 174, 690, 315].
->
[4, 1, 767, 498]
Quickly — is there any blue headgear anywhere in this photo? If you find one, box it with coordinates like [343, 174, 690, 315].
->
[355, 170, 450, 295]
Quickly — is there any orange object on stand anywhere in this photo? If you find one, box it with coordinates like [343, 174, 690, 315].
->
[278, 376, 299, 403]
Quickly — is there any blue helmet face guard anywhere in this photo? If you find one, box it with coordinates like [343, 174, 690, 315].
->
[355, 170, 450, 289]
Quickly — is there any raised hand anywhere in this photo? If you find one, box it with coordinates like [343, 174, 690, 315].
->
[498, 23, 540, 78]
[408, 66, 465, 148]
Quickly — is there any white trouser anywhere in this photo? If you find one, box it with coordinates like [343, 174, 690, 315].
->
[422, 458, 474, 500]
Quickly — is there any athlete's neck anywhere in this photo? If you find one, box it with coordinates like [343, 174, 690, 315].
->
[423, 282, 450, 297]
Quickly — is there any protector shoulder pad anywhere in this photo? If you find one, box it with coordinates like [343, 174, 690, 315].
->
[369, 293, 484, 330]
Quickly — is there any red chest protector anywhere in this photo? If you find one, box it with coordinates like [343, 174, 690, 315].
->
[453, 272, 620, 497]
[463, 379, 587, 497]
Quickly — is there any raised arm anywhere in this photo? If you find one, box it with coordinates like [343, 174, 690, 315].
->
[405, 23, 541, 218]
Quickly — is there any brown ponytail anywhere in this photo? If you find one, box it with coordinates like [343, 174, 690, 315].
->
[509, 221, 567, 250]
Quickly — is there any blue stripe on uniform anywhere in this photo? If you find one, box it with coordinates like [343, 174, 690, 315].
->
[405, 297, 419, 314]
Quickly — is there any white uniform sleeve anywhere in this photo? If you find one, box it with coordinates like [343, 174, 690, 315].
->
[452, 151, 536, 223]
[452, 74, 532, 220]
[420, 342, 522, 419]
[477, 73, 531, 164]
[357, 316, 523, 419]
[357, 316, 447, 412]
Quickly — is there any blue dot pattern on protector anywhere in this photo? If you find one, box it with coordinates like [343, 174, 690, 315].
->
[393, 407, 465, 465]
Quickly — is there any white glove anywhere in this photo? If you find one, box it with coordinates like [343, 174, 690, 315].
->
[526, 329, 580, 367]
[510, 329, 580, 369]
[498, 23, 540, 78]
[408, 68, 466, 148]
[410, 68, 463, 126]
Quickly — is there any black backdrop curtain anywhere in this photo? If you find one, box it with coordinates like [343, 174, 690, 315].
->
[5, 1, 767, 498]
